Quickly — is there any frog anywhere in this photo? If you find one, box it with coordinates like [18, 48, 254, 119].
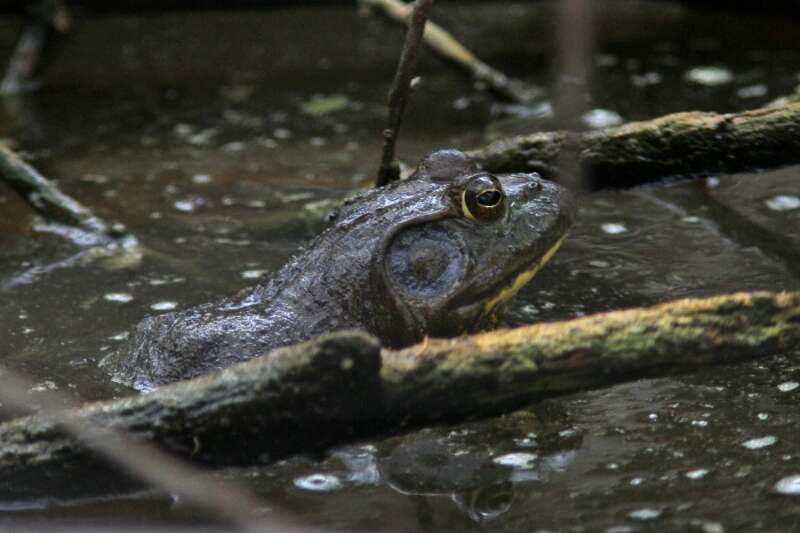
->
[101, 149, 574, 390]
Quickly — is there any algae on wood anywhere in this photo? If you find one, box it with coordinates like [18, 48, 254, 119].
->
[0, 291, 798, 498]
[469, 102, 800, 188]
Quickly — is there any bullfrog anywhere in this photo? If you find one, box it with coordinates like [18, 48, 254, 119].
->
[101, 149, 574, 390]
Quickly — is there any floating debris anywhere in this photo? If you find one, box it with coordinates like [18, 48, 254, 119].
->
[30, 380, 58, 392]
[493, 452, 538, 469]
[192, 174, 212, 184]
[742, 436, 777, 450]
[685, 66, 733, 86]
[582, 109, 624, 129]
[293, 474, 342, 492]
[778, 381, 799, 392]
[765, 195, 800, 212]
[602, 223, 628, 235]
[301, 94, 349, 117]
[109, 331, 129, 341]
[104, 292, 134, 303]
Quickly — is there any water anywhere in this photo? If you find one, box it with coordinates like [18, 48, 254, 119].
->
[1, 2, 800, 530]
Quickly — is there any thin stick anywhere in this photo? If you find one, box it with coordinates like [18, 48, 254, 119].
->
[362, 0, 541, 104]
[0, 143, 130, 243]
[376, 0, 433, 187]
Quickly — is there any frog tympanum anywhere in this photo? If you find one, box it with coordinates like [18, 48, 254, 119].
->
[101, 149, 574, 390]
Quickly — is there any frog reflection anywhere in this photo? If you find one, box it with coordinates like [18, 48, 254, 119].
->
[102, 149, 574, 389]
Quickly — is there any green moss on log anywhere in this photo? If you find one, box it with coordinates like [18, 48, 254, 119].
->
[469, 102, 800, 187]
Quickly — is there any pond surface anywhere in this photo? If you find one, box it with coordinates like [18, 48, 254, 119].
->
[1, 1, 800, 531]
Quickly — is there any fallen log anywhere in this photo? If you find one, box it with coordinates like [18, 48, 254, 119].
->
[469, 101, 800, 188]
[0, 291, 799, 498]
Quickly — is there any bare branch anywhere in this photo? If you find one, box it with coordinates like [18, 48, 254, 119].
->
[362, 0, 541, 103]
[376, 0, 433, 187]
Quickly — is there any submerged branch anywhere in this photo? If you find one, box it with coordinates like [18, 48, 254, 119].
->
[0, 143, 133, 244]
[0, 291, 798, 496]
[469, 101, 800, 188]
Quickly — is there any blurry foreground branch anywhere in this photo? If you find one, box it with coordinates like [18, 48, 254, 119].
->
[0, 291, 798, 497]
[470, 101, 800, 188]
[361, 0, 541, 103]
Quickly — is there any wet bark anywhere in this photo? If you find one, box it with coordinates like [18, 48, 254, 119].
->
[0, 291, 798, 497]
[469, 101, 800, 188]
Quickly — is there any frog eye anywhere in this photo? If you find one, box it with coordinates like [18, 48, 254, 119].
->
[461, 174, 507, 222]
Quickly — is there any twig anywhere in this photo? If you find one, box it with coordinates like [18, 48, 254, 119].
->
[468, 101, 800, 188]
[0, 143, 132, 243]
[361, 0, 542, 104]
[0, 291, 797, 490]
[376, 0, 433, 187]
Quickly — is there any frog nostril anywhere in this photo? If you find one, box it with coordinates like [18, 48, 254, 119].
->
[525, 181, 543, 196]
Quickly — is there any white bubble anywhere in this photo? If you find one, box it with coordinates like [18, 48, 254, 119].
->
[765, 195, 800, 212]
[241, 269, 269, 280]
[685, 468, 709, 480]
[151, 301, 178, 311]
[104, 292, 134, 303]
[582, 109, 623, 129]
[493, 452, 538, 469]
[174, 199, 200, 212]
[293, 474, 342, 492]
[685, 66, 733, 86]
[742, 436, 777, 450]
[737, 84, 768, 99]
[602, 223, 627, 235]
[628, 508, 662, 520]
[775, 475, 800, 495]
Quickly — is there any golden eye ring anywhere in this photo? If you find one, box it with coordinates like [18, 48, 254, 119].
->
[461, 175, 507, 222]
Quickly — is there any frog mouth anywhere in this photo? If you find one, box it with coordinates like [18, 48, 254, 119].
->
[480, 235, 565, 317]
[447, 234, 566, 326]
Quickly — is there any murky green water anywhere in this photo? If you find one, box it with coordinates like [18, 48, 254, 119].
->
[1, 2, 800, 531]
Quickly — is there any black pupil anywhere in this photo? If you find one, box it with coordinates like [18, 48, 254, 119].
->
[477, 190, 501, 207]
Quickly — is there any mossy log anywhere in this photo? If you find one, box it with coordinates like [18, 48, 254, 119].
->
[469, 102, 800, 188]
[1, 291, 799, 498]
